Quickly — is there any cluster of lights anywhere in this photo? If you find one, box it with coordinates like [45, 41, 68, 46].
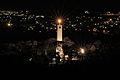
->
[0, 10, 120, 33]
[27, 26, 35, 31]
[7, 23, 13, 27]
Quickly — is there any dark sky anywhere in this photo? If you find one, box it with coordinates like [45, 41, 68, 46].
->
[0, 0, 119, 11]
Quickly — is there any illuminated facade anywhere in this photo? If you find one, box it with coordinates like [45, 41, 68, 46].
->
[57, 24, 62, 41]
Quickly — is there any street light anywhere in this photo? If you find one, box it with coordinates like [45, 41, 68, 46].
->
[77, 48, 86, 61]
[80, 48, 85, 54]
[78, 48, 85, 55]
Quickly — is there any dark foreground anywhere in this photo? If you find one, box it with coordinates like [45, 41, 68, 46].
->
[0, 48, 120, 73]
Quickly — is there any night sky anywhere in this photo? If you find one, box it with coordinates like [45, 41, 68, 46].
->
[0, 0, 119, 10]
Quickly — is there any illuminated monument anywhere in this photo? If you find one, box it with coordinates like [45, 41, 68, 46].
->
[56, 18, 64, 61]
[57, 19, 63, 41]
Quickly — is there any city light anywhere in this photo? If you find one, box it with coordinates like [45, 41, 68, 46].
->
[29, 58, 32, 61]
[7, 23, 13, 27]
[65, 55, 69, 60]
[93, 28, 97, 32]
